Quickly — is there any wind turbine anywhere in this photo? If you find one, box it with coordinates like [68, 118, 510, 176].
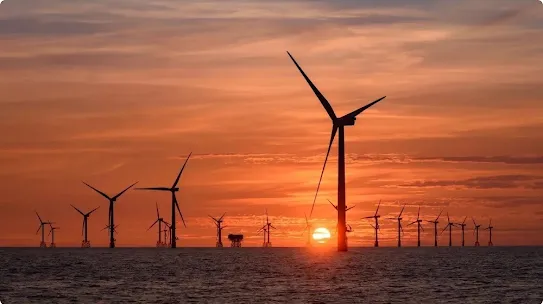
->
[440, 212, 456, 247]
[70, 204, 100, 248]
[136, 153, 191, 249]
[287, 52, 386, 252]
[406, 206, 424, 247]
[209, 213, 226, 247]
[35, 211, 52, 248]
[302, 213, 312, 246]
[82, 181, 138, 248]
[258, 209, 276, 247]
[456, 216, 468, 247]
[48, 224, 59, 248]
[473, 217, 481, 246]
[387, 204, 406, 247]
[484, 218, 494, 246]
[148, 202, 168, 247]
[362, 200, 381, 247]
[426, 209, 444, 247]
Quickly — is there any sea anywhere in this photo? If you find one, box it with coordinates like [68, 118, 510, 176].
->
[0, 247, 541, 303]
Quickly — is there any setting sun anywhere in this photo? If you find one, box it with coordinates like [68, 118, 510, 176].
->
[312, 227, 331, 244]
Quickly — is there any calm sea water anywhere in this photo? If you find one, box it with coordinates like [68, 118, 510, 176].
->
[0, 247, 541, 303]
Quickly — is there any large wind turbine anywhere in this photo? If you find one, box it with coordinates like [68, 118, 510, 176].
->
[287, 52, 386, 252]
[70, 204, 100, 248]
[484, 218, 494, 246]
[136, 153, 191, 249]
[387, 204, 406, 247]
[82, 181, 138, 248]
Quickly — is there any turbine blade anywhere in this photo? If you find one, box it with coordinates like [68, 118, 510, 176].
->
[346, 205, 355, 212]
[399, 204, 406, 217]
[173, 194, 187, 228]
[462, 216, 467, 225]
[36, 225, 41, 234]
[343, 96, 387, 119]
[82, 182, 111, 200]
[420, 224, 425, 232]
[172, 152, 192, 188]
[209, 215, 218, 223]
[35, 211, 44, 224]
[436, 209, 443, 221]
[112, 181, 138, 200]
[286, 51, 337, 120]
[88, 206, 100, 215]
[328, 199, 338, 210]
[417, 206, 421, 220]
[156, 202, 160, 219]
[304, 213, 309, 225]
[271, 225, 277, 230]
[148, 219, 159, 231]
[70, 204, 85, 216]
[310, 126, 337, 217]
[472, 217, 476, 226]
[375, 200, 381, 216]
[136, 187, 171, 191]
[406, 221, 416, 227]
[219, 213, 226, 222]
[441, 225, 448, 234]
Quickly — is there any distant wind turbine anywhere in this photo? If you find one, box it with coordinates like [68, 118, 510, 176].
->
[406, 206, 424, 247]
[70, 204, 100, 248]
[35, 211, 52, 248]
[440, 212, 456, 247]
[363, 200, 381, 247]
[287, 52, 386, 252]
[456, 216, 468, 247]
[484, 218, 494, 246]
[209, 213, 226, 248]
[387, 204, 406, 247]
[136, 152, 192, 249]
[148, 202, 169, 247]
[82, 181, 138, 248]
[472, 217, 481, 246]
[48, 224, 59, 248]
[426, 209, 444, 247]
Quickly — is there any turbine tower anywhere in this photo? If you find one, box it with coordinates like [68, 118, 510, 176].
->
[328, 198, 355, 246]
[484, 218, 493, 246]
[302, 213, 312, 246]
[148, 202, 168, 247]
[426, 209, 444, 247]
[387, 204, 406, 247]
[136, 153, 191, 249]
[440, 212, 456, 247]
[258, 209, 276, 247]
[48, 224, 59, 248]
[457, 216, 468, 247]
[35, 211, 52, 248]
[406, 206, 424, 247]
[287, 52, 386, 252]
[209, 213, 226, 247]
[70, 205, 100, 248]
[362, 201, 381, 247]
[472, 217, 481, 246]
[82, 181, 138, 248]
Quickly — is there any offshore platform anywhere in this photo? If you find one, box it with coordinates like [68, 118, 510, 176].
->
[228, 234, 243, 247]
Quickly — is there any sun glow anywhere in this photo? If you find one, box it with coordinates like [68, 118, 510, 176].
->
[312, 227, 331, 243]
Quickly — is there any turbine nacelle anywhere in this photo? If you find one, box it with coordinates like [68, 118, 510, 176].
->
[335, 116, 356, 126]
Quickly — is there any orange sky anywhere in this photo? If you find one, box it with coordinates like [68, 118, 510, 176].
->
[0, 0, 542, 247]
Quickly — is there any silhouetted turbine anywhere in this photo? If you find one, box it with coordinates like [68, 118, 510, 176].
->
[472, 217, 481, 246]
[302, 213, 313, 246]
[148, 202, 168, 247]
[209, 213, 226, 247]
[363, 200, 381, 247]
[48, 223, 59, 248]
[70, 204, 99, 247]
[287, 51, 386, 252]
[258, 209, 276, 247]
[484, 218, 493, 246]
[387, 204, 406, 247]
[83, 181, 138, 248]
[406, 206, 424, 247]
[35, 211, 52, 247]
[136, 153, 191, 249]
[456, 216, 468, 247]
[426, 209, 444, 247]
[440, 212, 456, 247]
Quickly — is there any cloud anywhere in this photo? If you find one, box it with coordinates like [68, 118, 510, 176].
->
[398, 175, 543, 190]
